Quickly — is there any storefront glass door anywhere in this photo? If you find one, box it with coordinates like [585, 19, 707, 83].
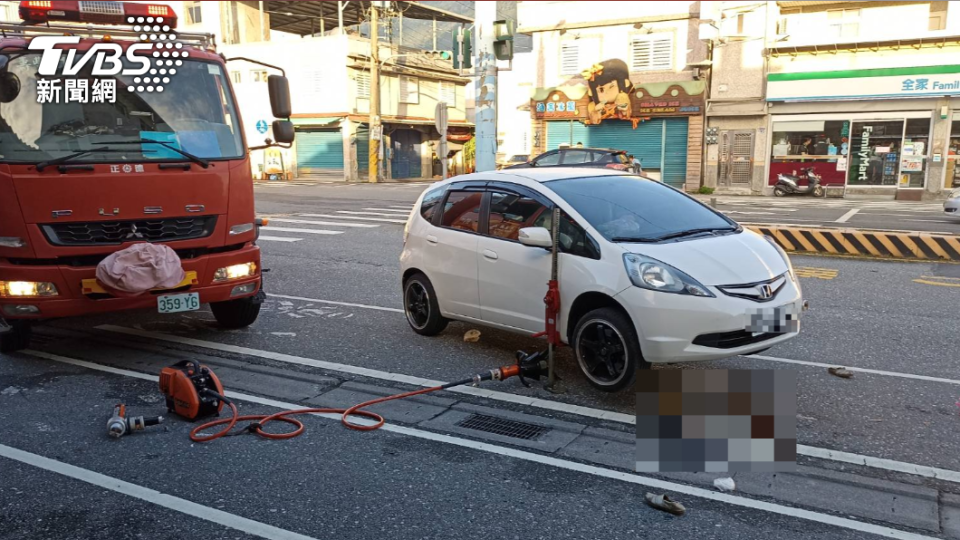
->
[847, 120, 903, 186]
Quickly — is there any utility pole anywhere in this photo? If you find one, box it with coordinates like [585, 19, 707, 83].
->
[474, 1, 497, 172]
[368, 4, 381, 183]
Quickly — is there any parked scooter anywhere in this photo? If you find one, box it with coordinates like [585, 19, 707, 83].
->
[774, 167, 825, 197]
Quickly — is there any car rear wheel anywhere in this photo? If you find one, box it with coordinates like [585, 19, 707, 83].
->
[403, 273, 448, 336]
[572, 308, 649, 392]
[0, 320, 32, 353]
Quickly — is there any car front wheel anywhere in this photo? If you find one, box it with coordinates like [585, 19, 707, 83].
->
[572, 308, 649, 392]
[403, 273, 448, 336]
[210, 295, 262, 329]
[0, 320, 32, 353]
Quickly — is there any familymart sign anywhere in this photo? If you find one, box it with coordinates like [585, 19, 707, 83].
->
[767, 65, 960, 101]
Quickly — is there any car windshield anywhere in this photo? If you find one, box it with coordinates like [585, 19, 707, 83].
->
[0, 53, 244, 164]
[546, 176, 737, 242]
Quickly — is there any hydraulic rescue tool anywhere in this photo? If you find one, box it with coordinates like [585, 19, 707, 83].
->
[164, 350, 549, 443]
[106, 404, 163, 438]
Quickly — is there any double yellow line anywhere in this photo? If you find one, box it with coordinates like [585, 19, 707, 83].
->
[745, 225, 960, 261]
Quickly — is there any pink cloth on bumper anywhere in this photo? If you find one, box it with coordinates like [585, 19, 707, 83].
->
[96, 243, 185, 296]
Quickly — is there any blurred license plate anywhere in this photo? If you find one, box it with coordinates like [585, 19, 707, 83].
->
[158, 293, 200, 314]
[746, 303, 798, 335]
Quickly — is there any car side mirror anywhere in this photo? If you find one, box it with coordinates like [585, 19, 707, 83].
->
[272, 120, 295, 144]
[267, 74, 291, 118]
[518, 227, 553, 248]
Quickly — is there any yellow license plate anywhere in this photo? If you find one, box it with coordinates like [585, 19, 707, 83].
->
[82, 271, 198, 295]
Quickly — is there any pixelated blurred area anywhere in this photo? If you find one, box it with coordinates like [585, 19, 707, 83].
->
[635, 369, 797, 473]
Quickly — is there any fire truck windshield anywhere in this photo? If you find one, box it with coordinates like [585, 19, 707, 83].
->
[0, 53, 244, 165]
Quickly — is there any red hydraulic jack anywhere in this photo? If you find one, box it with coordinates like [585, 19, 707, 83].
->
[531, 207, 564, 394]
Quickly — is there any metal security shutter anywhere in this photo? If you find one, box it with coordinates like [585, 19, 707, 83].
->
[661, 118, 688, 189]
[548, 120, 665, 170]
[356, 124, 369, 174]
[546, 121, 574, 149]
[296, 129, 343, 176]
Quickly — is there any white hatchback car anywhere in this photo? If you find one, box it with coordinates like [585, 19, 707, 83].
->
[400, 169, 803, 391]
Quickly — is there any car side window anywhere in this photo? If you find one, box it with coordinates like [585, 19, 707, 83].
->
[420, 186, 445, 223]
[440, 191, 483, 232]
[487, 191, 549, 241]
[535, 152, 561, 166]
[560, 150, 592, 165]
[533, 210, 601, 260]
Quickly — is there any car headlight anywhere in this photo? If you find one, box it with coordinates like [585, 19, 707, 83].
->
[622, 254, 714, 297]
[213, 262, 257, 282]
[0, 281, 58, 297]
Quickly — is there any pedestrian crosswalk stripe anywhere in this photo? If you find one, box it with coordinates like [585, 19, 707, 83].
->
[336, 210, 411, 217]
[257, 235, 303, 242]
[297, 213, 407, 224]
[267, 218, 379, 228]
[364, 207, 413, 214]
[262, 226, 344, 235]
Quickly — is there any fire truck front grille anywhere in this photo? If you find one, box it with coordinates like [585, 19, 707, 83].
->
[41, 216, 217, 246]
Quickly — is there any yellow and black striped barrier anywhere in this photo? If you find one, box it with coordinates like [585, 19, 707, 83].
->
[745, 224, 960, 262]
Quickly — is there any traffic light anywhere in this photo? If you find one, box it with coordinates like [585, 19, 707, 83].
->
[493, 19, 515, 61]
[425, 50, 452, 61]
[453, 27, 472, 69]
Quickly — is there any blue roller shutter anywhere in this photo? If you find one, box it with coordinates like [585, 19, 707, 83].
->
[662, 118, 689, 189]
[296, 129, 344, 176]
[356, 124, 369, 174]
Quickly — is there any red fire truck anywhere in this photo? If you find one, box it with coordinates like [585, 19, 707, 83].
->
[0, 1, 294, 351]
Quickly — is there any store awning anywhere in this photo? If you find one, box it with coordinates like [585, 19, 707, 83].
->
[264, 1, 472, 37]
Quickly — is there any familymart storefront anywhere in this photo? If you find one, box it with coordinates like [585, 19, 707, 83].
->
[765, 66, 960, 200]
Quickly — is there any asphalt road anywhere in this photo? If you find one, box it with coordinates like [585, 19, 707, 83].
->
[690, 194, 959, 234]
[2, 180, 959, 540]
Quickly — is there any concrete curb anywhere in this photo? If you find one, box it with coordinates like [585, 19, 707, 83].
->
[745, 223, 960, 261]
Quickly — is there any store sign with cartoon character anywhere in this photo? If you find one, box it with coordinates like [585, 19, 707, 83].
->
[582, 59, 633, 125]
[531, 58, 704, 124]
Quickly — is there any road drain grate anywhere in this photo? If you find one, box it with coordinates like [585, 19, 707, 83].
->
[455, 413, 548, 440]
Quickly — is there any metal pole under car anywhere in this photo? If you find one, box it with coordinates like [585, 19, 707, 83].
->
[546, 207, 563, 393]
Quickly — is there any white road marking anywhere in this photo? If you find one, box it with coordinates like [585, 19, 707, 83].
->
[296, 213, 407, 224]
[257, 236, 303, 243]
[835, 208, 860, 223]
[747, 353, 960, 386]
[15, 351, 943, 540]
[364, 208, 414, 214]
[336, 210, 411, 217]
[266, 218, 379, 228]
[92, 324, 960, 484]
[262, 226, 344, 236]
[0, 446, 321, 540]
[388, 205, 415, 209]
[268, 293, 404, 313]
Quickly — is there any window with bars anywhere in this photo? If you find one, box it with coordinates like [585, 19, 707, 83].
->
[630, 34, 673, 72]
[356, 72, 371, 99]
[399, 76, 419, 104]
[438, 81, 456, 106]
[559, 38, 600, 76]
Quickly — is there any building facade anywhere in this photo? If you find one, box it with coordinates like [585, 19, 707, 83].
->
[706, 0, 960, 199]
[517, 1, 708, 190]
[174, 1, 472, 181]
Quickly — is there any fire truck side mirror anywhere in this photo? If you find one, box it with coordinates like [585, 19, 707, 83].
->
[267, 75, 291, 119]
[272, 120, 295, 144]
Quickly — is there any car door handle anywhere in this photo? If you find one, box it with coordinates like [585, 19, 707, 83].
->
[482, 249, 498, 260]
[426, 235, 438, 244]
